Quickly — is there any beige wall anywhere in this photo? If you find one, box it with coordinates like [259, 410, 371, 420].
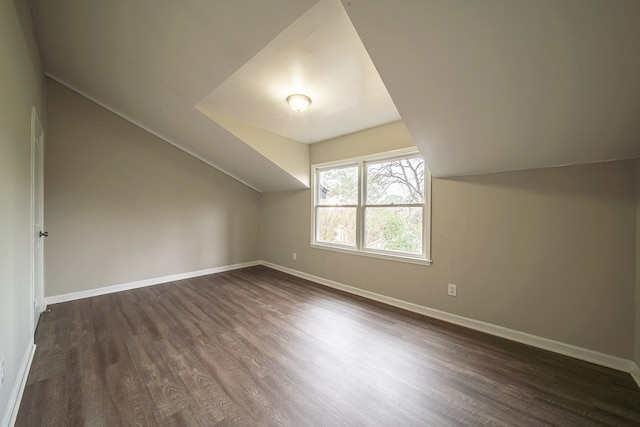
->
[0, 0, 44, 421]
[262, 128, 637, 359]
[45, 80, 261, 296]
[311, 120, 415, 164]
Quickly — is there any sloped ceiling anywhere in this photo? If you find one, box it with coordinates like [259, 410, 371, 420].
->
[30, 0, 319, 192]
[343, 0, 640, 177]
[29, 0, 640, 192]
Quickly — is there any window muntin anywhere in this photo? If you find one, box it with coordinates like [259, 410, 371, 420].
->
[312, 150, 431, 264]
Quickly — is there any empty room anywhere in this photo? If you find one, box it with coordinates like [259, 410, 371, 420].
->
[2, 0, 640, 425]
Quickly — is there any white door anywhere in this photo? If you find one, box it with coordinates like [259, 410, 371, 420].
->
[31, 107, 45, 333]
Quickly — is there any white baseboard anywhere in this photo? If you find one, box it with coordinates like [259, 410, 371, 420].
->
[45, 261, 261, 305]
[631, 362, 640, 389]
[1, 339, 36, 427]
[40, 259, 639, 386]
[262, 261, 637, 376]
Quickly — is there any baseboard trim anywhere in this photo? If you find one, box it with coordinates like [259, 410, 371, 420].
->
[40, 260, 638, 384]
[261, 261, 636, 376]
[1, 339, 36, 427]
[45, 261, 261, 305]
[631, 362, 640, 389]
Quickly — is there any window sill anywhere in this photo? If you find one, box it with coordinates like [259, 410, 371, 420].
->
[310, 243, 432, 266]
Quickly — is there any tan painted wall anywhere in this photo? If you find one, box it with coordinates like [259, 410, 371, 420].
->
[311, 120, 415, 165]
[262, 128, 637, 359]
[0, 0, 44, 421]
[45, 80, 261, 296]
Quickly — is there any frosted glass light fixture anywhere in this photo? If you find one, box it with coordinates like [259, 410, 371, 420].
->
[286, 94, 311, 112]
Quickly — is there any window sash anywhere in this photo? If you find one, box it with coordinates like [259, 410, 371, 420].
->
[315, 163, 358, 206]
[314, 206, 357, 248]
[364, 156, 425, 205]
[363, 205, 424, 255]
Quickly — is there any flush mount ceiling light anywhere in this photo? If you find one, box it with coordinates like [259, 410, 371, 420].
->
[286, 94, 312, 112]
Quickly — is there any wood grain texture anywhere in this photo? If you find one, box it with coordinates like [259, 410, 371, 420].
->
[16, 266, 640, 426]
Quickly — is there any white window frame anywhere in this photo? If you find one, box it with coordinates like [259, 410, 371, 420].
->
[311, 148, 432, 266]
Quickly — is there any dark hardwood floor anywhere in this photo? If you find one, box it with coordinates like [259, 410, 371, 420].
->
[16, 266, 640, 426]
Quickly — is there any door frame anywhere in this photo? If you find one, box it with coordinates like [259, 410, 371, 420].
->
[30, 106, 45, 334]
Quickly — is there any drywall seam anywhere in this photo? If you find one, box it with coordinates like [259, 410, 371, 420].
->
[261, 261, 636, 376]
[1, 339, 35, 427]
[44, 261, 261, 305]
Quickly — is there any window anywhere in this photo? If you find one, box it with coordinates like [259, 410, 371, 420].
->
[312, 149, 431, 265]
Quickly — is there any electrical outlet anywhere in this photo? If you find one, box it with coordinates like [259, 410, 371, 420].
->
[448, 284, 457, 297]
[292, 252, 297, 260]
[0, 358, 4, 386]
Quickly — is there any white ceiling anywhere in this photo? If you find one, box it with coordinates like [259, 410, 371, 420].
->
[197, 0, 400, 144]
[29, 0, 640, 191]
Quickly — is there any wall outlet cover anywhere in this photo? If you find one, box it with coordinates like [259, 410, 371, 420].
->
[448, 284, 457, 297]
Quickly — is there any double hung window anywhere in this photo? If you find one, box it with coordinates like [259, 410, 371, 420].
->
[312, 149, 431, 265]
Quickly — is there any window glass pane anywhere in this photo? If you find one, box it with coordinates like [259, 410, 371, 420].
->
[317, 165, 358, 205]
[366, 157, 424, 204]
[316, 207, 356, 246]
[364, 206, 423, 254]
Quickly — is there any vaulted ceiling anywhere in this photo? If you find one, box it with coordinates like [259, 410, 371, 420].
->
[29, 0, 640, 192]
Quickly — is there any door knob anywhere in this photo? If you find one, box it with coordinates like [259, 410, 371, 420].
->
[39, 231, 48, 237]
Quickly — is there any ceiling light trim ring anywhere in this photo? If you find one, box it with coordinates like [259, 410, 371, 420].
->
[287, 94, 312, 112]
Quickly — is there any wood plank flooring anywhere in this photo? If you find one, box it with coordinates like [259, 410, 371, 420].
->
[16, 266, 640, 426]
